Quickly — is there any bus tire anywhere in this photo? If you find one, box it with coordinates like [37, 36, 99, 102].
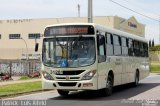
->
[57, 90, 69, 96]
[133, 71, 139, 87]
[101, 74, 113, 96]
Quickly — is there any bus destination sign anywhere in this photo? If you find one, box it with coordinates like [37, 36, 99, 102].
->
[44, 25, 95, 36]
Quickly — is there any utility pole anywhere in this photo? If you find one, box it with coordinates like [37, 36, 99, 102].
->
[88, 0, 93, 23]
[159, 16, 160, 44]
[78, 4, 80, 17]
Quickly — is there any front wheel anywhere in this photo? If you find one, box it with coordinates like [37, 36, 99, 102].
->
[101, 75, 113, 96]
[57, 90, 69, 96]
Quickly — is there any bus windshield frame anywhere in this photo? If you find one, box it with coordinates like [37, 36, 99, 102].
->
[42, 36, 96, 68]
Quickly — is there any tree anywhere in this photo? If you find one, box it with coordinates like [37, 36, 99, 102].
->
[149, 40, 151, 47]
[152, 39, 155, 47]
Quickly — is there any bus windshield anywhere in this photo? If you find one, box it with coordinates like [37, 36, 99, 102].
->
[42, 37, 96, 68]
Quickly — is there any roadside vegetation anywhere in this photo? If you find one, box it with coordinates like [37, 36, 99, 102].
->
[0, 81, 41, 96]
[150, 62, 160, 73]
[19, 76, 31, 80]
[19, 72, 41, 80]
[0, 62, 159, 97]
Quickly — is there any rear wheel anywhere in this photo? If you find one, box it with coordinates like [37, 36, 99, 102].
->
[133, 71, 139, 87]
[57, 90, 69, 96]
[101, 75, 113, 96]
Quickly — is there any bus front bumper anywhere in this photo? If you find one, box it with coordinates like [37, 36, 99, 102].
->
[42, 78, 98, 90]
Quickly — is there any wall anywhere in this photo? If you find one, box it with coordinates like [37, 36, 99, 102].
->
[0, 16, 145, 60]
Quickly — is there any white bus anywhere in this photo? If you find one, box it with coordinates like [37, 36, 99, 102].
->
[37, 23, 150, 96]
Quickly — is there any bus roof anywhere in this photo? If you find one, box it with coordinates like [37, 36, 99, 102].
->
[45, 23, 147, 43]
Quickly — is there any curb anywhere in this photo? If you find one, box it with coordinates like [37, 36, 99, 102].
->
[0, 89, 52, 99]
[150, 73, 160, 75]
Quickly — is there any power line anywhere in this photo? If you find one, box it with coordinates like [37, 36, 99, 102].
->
[121, 0, 159, 17]
[109, 0, 159, 22]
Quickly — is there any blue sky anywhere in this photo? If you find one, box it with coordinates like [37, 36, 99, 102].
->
[0, 0, 160, 44]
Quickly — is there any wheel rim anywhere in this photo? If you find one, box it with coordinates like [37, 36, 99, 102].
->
[106, 77, 113, 94]
[135, 73, 139, 85]
[108, 81, 112, 93]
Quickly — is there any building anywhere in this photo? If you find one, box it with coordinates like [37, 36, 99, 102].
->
[0, 16, 145, 75]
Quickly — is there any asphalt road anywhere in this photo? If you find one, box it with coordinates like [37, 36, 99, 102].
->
[3, 74, 160, 106]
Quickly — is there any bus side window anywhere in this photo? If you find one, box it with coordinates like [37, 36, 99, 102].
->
[97, 34, 106, 63]
[113, 34, 121, 56]
[128, 39, 133, 56]
[133, 40, 140, 57]
[139, 42, 144, 57]
[144, 43, 149, 57]
[121, 37, 128, 56]
[105, 33, 114, 56]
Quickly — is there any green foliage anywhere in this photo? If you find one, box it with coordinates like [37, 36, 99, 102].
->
[19, 76, 31, 80]
[152, 39, 155, 47]
[149, 40, 151, 47]
[149, 45, 160, 51]
[0, 81, 41, 95]
[150, 63, 160, 73]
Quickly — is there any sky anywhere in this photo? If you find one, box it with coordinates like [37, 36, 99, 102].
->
[0, 0, 160, 44]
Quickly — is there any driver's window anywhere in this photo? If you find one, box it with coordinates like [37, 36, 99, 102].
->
[97, 35, 106, 63]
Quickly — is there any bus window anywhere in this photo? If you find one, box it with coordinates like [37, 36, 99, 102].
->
[105, 33, 114, 56]
[133, 40, 140, 57]
[121, 37, 128, 56]
[113, 35, 121, 56]
[97, 35, 106, 63]
[139, 42, 144, 57]
[128, 39, 133, 56]
[144, 43, 149, 57]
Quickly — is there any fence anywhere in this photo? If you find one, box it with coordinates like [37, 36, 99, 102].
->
[0, 59, 41, 76]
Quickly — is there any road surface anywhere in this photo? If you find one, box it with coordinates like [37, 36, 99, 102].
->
[3, 74, 160, 106]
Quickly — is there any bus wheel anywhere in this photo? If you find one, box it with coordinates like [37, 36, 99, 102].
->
[101, 75, 113, 96]
[57, 90, 69, 96]
[133, 71, 139, 87]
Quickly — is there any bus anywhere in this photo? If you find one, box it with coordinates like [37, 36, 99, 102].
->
[37, 23, 150, 96]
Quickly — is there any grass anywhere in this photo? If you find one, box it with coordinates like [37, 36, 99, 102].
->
[0, 81, 41, 96]
[19, 76, 31, 80]
[19, 76, 39, 80]
[150, 65, 160, 73]
[150, 62, 160, 73]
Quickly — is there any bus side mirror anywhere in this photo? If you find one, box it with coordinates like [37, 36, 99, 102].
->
[35, 43, 39, 52]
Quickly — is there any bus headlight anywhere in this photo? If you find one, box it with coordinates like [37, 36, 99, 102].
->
[82, 70, 96, 80]
[42, 71, 54, 80]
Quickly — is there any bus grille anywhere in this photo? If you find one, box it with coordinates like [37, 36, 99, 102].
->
[58, 82, 77, 87]
[56, 77, 80, 80]
[55, 70, 85, 75]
